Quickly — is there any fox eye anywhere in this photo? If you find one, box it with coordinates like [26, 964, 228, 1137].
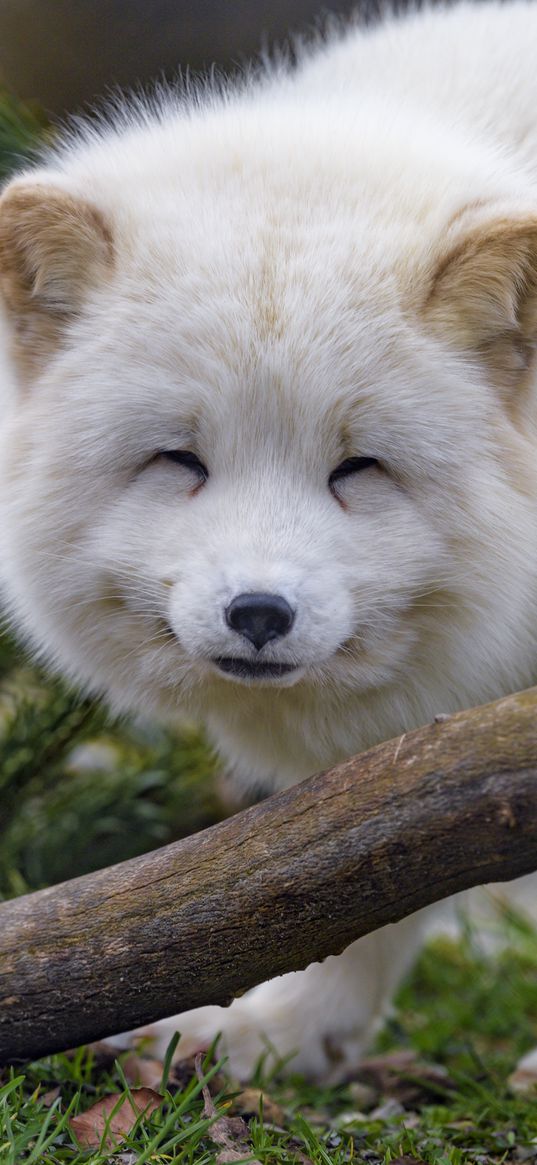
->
[329, 456, 378, 491]
[158, 450, 208, 482]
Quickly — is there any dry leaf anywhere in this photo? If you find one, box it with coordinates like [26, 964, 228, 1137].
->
[509, 1049, 537, 1094]
[509, 1064, 537, 1094]
[195, 1053, 261, 1165]
[81, 1041, 119, 1068]
[232, 1086, 285, 1126]
[287, 1138, 316, 1165]
[69, 1087, 161, 1149]
[390, 1157, 427, 1165]
[354, 1050, 455, 1106]
[86, 1041, 165, 1090]
[122, 1052, 164, 1090]
[41, 1086, 61, 1108]
[170, 1052, 226, 1095]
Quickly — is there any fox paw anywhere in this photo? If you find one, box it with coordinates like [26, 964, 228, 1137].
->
[131, 996, 369, 1082]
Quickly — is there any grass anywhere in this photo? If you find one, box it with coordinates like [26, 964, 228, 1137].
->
[0, 634, 224, 901]
[0, 91, 47, 179]
[2, 926, 537, 1164]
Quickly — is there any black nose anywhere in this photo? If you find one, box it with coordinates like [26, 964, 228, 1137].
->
[225, 592, 295, 651]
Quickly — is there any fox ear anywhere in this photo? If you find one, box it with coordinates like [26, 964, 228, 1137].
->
[423, 208, 537, 394]
[0, 180, 113, 372]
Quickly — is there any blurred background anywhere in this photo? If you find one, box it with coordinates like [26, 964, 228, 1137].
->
[0, 0, 372, 115]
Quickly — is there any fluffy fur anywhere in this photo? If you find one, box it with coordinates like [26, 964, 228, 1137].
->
[1, 0, 536, 1078]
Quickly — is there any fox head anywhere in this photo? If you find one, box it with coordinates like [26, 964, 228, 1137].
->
[0, 106, 536, 779]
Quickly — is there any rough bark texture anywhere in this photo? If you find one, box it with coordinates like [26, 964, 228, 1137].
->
[1, 685, 537, 1065]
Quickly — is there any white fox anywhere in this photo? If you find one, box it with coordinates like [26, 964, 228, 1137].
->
[0, 0, 536, 1079]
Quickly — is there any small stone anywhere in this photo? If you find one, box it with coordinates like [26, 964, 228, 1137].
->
[347, 1081, 377, 1110]
[370, 1098, 406, 1120]
[335, 1110, 369, 1127]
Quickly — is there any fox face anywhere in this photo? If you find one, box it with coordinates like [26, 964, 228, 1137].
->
[0, 110, 536, 780]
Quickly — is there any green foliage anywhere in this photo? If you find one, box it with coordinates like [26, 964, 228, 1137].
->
[0, 1047, 231, 1165]
[0, 91, 46, 179]
[2, 930, 537, 1164]
[0, 629, 223, 899]
[379, 915, 537, 1073]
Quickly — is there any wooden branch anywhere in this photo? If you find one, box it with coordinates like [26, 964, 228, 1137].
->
[1, 686, 537, 1065]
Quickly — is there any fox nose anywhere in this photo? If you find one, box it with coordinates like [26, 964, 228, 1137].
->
[225, 592, 295, 651]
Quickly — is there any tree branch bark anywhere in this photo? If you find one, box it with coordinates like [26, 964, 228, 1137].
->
[1, 686, 537, 1065]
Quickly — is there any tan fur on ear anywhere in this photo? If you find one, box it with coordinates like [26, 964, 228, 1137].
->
[423, 210, 537, 400]
[0, 181, 114, 373]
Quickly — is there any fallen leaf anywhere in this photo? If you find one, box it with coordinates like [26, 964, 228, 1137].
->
[41, 1086, 61, 1108]
[79, 1041, 118, 1068]
[195, 1053, 261, 1165]
[287, 1138, 316, 1165]
[353, 1050, 456, 1106]
[69, 1086, 161, 1149]
[171, 1052, 226, 1094]
[232, 1086, 285, 1125]
[390, 1157, 427, 1165]
[122, 1052, 164, 1090]
[86, 1041, 166, 1090]
[509, 1054, 537, 1094]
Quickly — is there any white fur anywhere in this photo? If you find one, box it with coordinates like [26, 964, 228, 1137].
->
[1, 0, 536, 1079]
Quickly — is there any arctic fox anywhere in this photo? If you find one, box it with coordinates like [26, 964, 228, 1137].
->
[0, 0, 536, 1080]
